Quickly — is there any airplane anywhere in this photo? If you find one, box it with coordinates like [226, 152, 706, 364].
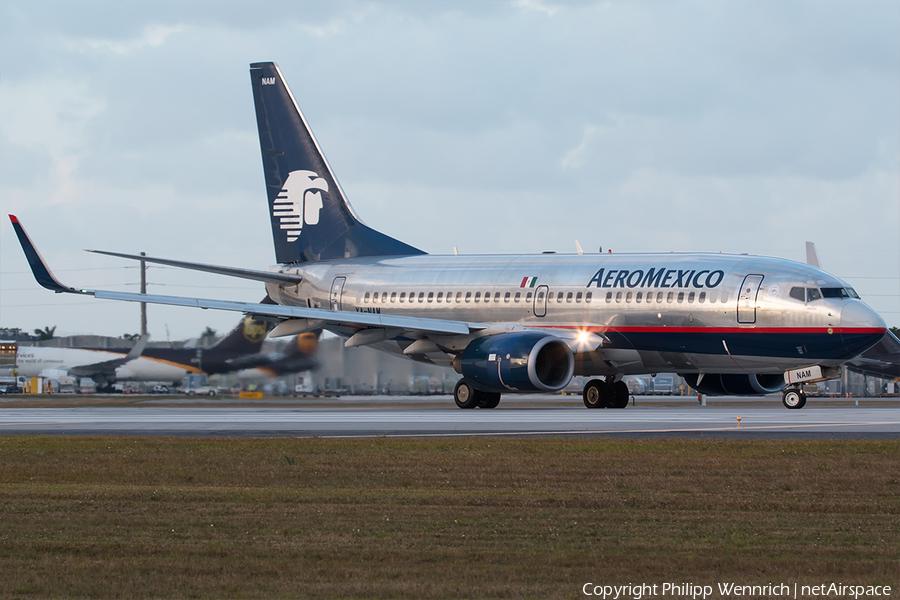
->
[12, 312, 315, 389]
[8, 61, 892, 410]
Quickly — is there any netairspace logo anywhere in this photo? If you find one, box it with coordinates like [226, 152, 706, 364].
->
[582, 582, 893, 599]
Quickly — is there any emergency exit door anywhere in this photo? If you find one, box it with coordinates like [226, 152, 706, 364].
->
[330, 277, 346, 311]
[737, 274, 764, 324]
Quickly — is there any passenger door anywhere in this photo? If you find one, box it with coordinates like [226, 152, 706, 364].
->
[737, 274, 764, 324]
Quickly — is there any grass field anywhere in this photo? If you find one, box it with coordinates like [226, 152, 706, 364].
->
[0, 436, 897, 598]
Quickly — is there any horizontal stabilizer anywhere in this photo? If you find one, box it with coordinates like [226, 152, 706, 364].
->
[87, 250, 302, 285]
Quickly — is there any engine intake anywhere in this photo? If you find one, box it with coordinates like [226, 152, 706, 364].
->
[681, 373, 784, 396]
[457, 332, 574, 393]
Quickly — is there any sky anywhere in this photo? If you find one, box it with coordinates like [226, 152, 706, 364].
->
[1, 0, 898, 341]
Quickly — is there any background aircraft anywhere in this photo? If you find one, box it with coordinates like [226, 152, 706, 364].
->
[14, 310, 318, 390]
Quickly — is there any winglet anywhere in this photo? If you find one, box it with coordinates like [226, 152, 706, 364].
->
[8, 215, 85, 294]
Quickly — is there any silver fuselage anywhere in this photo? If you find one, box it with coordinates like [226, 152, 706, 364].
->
[265, 252, 886, 377]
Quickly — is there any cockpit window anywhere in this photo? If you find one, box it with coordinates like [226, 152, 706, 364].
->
[819, 287, 860, 299]
[789, 287, 805, 301]
[821, 287, 850, 299]
[807, 288, 822, 302]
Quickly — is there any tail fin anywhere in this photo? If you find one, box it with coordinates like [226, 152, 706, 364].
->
[250, 62, 425, 264]
[209, 315, 270, 353]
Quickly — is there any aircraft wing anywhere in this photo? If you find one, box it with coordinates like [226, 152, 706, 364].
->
[67, 335, 149, 378]
[844, 330, 900, 381]
[10, 215, 479, 338]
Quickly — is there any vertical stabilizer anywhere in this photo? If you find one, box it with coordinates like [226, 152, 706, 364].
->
[250, 62, 425, 264]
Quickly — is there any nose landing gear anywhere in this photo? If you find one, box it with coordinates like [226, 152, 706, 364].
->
[782, 387, 806, 409]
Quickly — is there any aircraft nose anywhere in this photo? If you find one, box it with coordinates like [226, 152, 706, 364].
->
[840, 301, 887, 357]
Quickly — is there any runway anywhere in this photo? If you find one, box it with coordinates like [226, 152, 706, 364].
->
[1, 396, 899, 437]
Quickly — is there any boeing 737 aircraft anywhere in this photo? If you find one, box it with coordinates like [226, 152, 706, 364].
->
[10, 61, 893, 409]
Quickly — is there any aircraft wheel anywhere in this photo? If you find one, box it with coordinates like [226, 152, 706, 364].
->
[612, 380, 630, 408]
[782, 389, 806, 409]
[454, 379, 480, 409]
[583, 379, 609, 409]
[478, 392, 501, 409]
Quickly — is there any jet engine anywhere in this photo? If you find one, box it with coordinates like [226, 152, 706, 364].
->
[455, 332, 574, 393]
[681, 373, 785, 396]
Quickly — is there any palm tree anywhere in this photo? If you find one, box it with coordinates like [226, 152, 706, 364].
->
[34, 326, 56, 340]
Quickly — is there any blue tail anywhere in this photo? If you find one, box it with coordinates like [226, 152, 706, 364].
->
[250, 62, 425, 264]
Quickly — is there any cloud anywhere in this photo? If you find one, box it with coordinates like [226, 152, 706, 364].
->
[560, 124, 599, 170]
[513, 0, 558, 17]
[74, 23, 186, 55]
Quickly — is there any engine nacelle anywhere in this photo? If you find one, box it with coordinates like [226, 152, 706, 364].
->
[681, 373, 785, 396]
[457, 332, 574, 393]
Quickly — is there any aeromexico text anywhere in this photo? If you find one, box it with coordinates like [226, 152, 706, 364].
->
[587, 268, 725, 290]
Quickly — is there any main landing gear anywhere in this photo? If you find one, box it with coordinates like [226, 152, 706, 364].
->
[454, 379, 501, 409]
[782, 387, 807, 409]
[583, 378, 629, 409]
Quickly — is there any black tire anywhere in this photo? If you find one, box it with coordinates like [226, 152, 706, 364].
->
[454, 379, 480, 409]
[478, 392, 501, 409]
[208, 390, 216, 396]
[612, 380, 630, 408]
[583, 379, 608, 408]
[782, 389, 806, 409]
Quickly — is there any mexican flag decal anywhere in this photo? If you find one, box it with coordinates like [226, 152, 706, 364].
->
[520, 276, 538, 288]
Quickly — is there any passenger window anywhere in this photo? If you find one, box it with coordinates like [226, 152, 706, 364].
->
[677, 292, 684, 303]
[436, 292, 443, 303]
[807, 288, 821, 302]
[456, 292, 463, 302]
[699, 292, 706, 303]
[484, 292, 490, 303]
[636, 291, 643, 303]
[382, 292, 387, 303]
[656, 292, 664, 303]
[625, 291, 632, 303]
[373, 293, 379, 304]
[418, 292, 425, 303]
[475, 292, 481, 302]
[504, 292, 511, 303]
[688, 292, 695, 303]
[708, 292, 717, 303]
[585, 292, 592, 303]
[548, 292, 554, 302]
[427, 292, 434, 303]
[720, 292, 729, 303]
[526, 292, 533, 302]
[399, 292, 406, 303]
[576, 292, 583, 303]
[514, 292, 521, 302]
[566, 292, 574, 303]
[615, 292, 622, 303]
[536, 291, 545, 303]
[465, 292, 472, 303]
[667, 292, 674, 303]
[494, 292, 501, 302]
[557, 292, 564, 303]
[391, 292, 397, 302]
[605, 292, 612, 302]
[364, 292, 370, 303]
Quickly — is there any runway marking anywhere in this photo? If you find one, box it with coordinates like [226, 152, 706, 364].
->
[324, 421, 900, 438]
[0, 421, 81, 426]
